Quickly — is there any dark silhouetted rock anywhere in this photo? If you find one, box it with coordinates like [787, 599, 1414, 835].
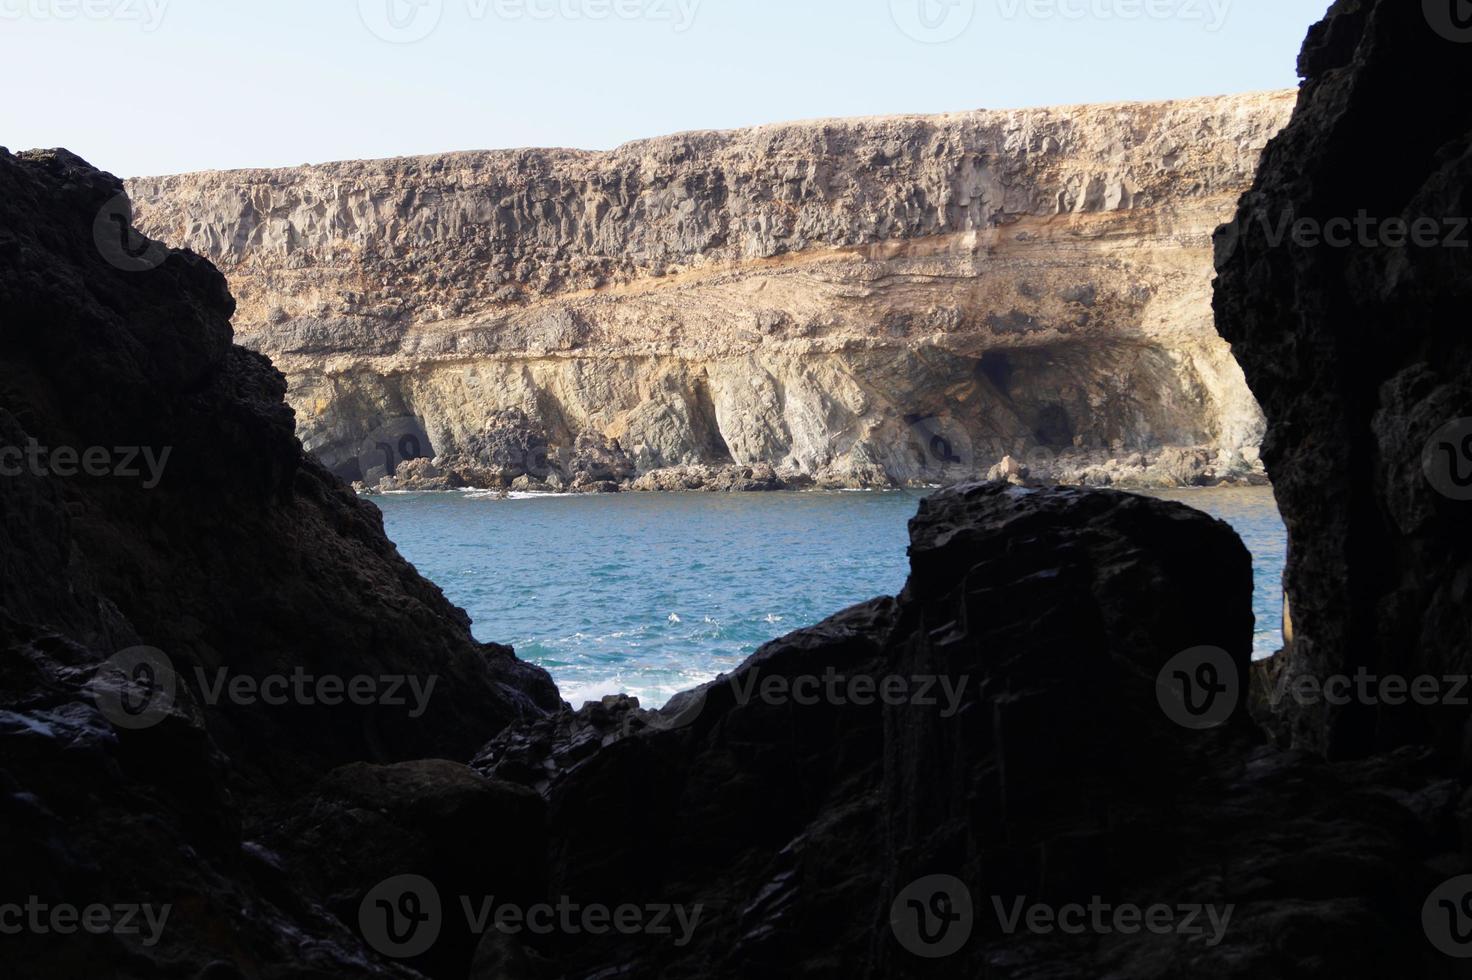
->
[1215, 0, 1472, 760]
[470, 483, 1435, 978]
[0, 149, 557, 977]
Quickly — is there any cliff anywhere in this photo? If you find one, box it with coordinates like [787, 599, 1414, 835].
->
[127, 93, 1294, 491]
[1216, 0, 1472, 760]
[0, 147, 558, 976]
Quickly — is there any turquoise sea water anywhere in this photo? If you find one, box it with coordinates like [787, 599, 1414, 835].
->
[376, 486, 1287, 708]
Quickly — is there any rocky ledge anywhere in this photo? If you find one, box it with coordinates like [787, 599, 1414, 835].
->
[128, 93, 1294, 494]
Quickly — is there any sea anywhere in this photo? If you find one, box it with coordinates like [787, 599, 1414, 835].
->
[376, 485, 1286, 708]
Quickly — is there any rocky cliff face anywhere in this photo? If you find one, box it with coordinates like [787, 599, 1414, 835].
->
[1216, 0, 1472, 760]
[128, 93, 1293, 491]
[0, 148, 557, 977]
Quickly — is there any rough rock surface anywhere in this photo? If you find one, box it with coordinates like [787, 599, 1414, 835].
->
[8, 2, 1472, 976]
[128, 94, 1294, 491]
[1215, 0, 1472, 760]
[0, 148, 557, 977]
[470, 484, 1437, 978]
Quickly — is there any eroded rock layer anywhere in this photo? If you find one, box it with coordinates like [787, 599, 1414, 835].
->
[129, 93, 1294, 491]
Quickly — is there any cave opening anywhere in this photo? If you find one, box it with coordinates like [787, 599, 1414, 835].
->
[1033, 403, 1075, 448]
[977, 350, 1014, 391]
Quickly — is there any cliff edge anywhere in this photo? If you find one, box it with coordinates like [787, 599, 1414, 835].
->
[129, 93, 1294, 492]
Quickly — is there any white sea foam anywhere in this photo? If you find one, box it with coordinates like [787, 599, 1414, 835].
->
[462, 489, 580, 500]
[559, 672, 720, 711]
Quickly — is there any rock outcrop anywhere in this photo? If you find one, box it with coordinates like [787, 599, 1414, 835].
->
[128, 93, 1294, 491]
[1215, 0, 1472, 760]
[469, 484, 1435, 978]
[0, 148, 557, 977]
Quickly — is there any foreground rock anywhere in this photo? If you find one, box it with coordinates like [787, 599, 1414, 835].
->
[129, 94, 1292, 492]
[471, 484, 1434, 977]
[1215, 0, 1472, 760]
[0, 149, 556, 977]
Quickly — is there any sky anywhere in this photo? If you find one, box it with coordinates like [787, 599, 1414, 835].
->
[0, 0, 1329, 177]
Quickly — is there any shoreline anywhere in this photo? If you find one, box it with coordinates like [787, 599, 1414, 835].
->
[359, 477, 1274, 500]
[356, 446, 1272, 497]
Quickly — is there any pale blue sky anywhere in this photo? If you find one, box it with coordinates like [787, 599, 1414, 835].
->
[1, 0, 1328, 177]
